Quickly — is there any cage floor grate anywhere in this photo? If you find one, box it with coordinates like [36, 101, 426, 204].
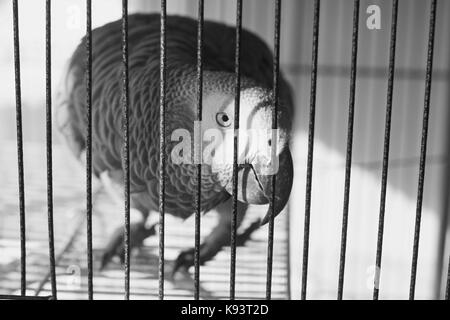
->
[0, 141, 289, 299]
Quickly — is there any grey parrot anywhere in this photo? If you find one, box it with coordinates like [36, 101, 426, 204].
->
[56, 14, 294, 274]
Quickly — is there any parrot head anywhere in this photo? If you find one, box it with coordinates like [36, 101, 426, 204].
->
[198, 71, 294, 225]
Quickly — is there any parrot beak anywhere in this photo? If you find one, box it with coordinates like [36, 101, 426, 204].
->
[225, 148, 293, 225]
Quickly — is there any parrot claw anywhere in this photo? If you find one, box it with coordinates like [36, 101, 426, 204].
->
[99, 222, 157, 271]
[171, 219, 261, 276]
[235, 219, 260, 246]
[172, 247, 197, 277]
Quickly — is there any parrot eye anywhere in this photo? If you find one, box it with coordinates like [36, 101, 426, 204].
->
[216, 112, 232, 127]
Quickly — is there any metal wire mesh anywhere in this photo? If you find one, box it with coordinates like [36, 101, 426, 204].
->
[373, 0, 399, 301]
[120, 0, 131, 300]
[158, 0, 167, 300]
[337, 0, 360, 300]
[194, 0, 204, 301]
[85, 0, 94, 300]
[229, 0, 243, 301]
[301, 0, 320, 300]
[409, 0, 438, 300]
[45, 0, 57, 299]
[12, 0, 26, 298]
[3, 0, 449, 301]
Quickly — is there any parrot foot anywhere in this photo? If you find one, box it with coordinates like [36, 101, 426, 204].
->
[171, 219, 260, 276]
[99, 222, 157, 271]
[235, 219, 260, 246]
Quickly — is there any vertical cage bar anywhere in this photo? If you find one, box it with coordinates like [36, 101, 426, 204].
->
[266, 0, 282, 301]
[85, 0, 94, 300]
[230, 0, 242, 301]
[121, 0, 131, 300]
[446, 255, 450, 300]
[12, 0, 26, 297]
[301, 0, 320, 300]
[372, 0, 398, 300]
[409, 0, 437, 300]
[45, 0, 57, 299]
[194, 0, 204, 301]
[158, 0, 167, 300]
[337, 0, 360, 300]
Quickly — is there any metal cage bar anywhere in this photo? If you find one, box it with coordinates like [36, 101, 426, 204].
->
[45, 0, 57, 299]
[265, 0, 282, 301]
[301, 0, 320, 300]
[229, 0, 243, 301]
[337, 0, 360, 300]
[121, 0, 131, 300]
[194, 0, 204, 301]
[409, 0, 438, 300]
[85, 0, 94, 300]
[373, 0, 399, 301]
[158, 0, 167, 300]
[12, 0, 26, 297]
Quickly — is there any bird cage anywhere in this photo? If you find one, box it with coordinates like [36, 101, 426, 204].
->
[0, 0, 449, 301]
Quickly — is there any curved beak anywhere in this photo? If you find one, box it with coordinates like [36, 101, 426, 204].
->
[225, 148, 293, 225]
